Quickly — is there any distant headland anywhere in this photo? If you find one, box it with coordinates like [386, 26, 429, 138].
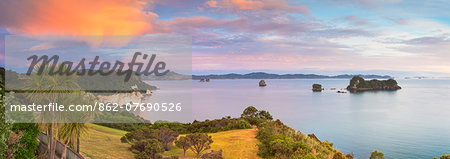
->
[346, 76, 401, 92]
[192, 72, 392, 80]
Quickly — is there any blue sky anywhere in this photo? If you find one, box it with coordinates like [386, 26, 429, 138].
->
[0, 0, 449, 77]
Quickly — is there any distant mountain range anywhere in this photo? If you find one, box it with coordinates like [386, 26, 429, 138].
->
[142, 71, 393, 80]
[142, 71, 192, 80]
[193, 72, 393, 80]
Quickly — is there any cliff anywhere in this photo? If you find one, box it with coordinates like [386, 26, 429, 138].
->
[97, 91, 146, 106]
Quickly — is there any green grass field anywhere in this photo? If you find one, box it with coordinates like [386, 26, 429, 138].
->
[79, 124, 260, 159]
[163, 127, 261, 159]
[79, 124, 134, 159]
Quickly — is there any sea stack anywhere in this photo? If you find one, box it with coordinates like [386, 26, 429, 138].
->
[259, 80, 267, 87]
[312, 84, 322, 92]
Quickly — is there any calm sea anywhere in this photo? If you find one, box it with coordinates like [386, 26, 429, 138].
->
[146, 79, 450, 158]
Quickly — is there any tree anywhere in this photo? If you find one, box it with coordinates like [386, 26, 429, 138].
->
[131, 139, 164, 159]
[24, 64, 81, 159]
[155, 127, 178, 151]
[2, 68, 40, 159]
[241, 106, 273, 125]
[440, 154, 450, 159]
[186, 133, 214, 157]
[59, 123, 88, 158]
[122, 127, 178, 158]
[257, 110, 273, 120]
[241, 106, 258, 118]
[175, 136, 191, 156]
[370, 150, 385, 159]
[121, 127, 157, 144]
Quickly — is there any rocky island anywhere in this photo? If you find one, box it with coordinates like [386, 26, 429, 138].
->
[347, 76, 401, 92]
[312, 84, 323, 91]
[259, 80, 267, 87]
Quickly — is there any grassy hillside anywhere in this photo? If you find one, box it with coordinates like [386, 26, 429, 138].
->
[163, 126, 260, 159]
[79, 124, 260, 159]
[79, 124, 134, 159]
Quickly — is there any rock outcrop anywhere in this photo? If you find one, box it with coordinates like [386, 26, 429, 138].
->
[312, 84, 322, 92]
[97, 91, 143, 106]
[259, 80, 267, 87]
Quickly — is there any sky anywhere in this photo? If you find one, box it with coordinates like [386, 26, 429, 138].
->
[0, 0, 449, 77]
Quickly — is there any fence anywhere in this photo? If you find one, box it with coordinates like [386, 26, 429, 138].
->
[38, 133, 85, 159]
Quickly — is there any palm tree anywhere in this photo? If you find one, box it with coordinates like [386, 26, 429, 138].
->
[59, 123, 88, 158]
[25, 64, 80, 158]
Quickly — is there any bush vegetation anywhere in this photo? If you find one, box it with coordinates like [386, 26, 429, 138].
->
[370, 150, 385, 159]
[76, 69, 157, 94]
[121, 127, 179, 158]
[95, 110, 151, 131]
[434, 154, 450, 159]
[241, 106, 353, 159]
[1, 68, 40, 159]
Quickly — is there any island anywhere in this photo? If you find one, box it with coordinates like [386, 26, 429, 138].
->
[312, 84, 323, 91]
[346, 76, 401, 92]
[259, 80, 267, 87]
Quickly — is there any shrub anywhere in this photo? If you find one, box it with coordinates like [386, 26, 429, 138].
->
[302, 153, 317, 159]
[132, 139, 163, 159]
[370, 150, 385, 159]
[441, 154, 450, 159]
[254, 108, 351, 159]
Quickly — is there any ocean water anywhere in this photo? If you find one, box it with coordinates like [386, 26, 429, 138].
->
[148, 79, 450, 158]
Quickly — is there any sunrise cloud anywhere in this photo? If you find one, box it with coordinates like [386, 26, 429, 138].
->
[0, 0, 161, 35]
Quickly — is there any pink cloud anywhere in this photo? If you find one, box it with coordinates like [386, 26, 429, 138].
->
[204, 0, 310, 14]
[0, 0, 163, 35]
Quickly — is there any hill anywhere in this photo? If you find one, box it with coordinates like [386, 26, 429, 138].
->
[163, 127, 260, 159]
[79, 124, 260, 159]
[142, 71, 191, 80]
[193, 72, 392, 80]
[79, 124, 134, 159]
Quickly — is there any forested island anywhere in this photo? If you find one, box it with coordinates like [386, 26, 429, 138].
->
[346, 76, 401, 92]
